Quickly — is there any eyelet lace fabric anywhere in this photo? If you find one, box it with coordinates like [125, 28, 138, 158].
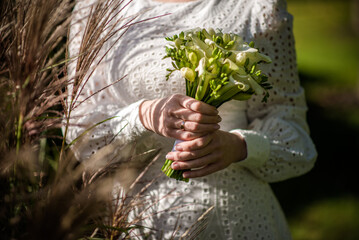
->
[67, 0, 317, 239]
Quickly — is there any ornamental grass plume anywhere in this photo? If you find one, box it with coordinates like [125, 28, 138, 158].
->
[0, 0, 73, 153]
[0, 0, 117, 238]
[0, 0, 191, 239]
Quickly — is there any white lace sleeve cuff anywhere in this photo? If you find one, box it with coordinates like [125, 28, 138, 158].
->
[114, 99, 150, 141]
[230, 129, 270, 169]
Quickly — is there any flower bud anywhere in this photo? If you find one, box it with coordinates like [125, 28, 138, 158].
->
[174, 38, 182, 49]
[208, 28, 216, 37]
[223, 33, 231, 44]
[189, 52, 198, 65]
[180, 67, 196, 82]
[227, 40, 235, 47]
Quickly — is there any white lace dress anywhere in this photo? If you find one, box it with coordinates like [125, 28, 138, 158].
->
[67, 0, 317, 239]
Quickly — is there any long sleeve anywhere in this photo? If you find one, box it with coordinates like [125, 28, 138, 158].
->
[66, 0, 151, 160]
[231, 0, 317, 182]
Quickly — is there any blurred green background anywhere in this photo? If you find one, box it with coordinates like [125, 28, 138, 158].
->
[271, 0, 359, 239]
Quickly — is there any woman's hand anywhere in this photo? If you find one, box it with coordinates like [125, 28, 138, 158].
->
[165, 130, 247, 178]
[139, 94, 221, 140]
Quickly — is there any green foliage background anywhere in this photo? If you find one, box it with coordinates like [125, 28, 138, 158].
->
[272, 0, 359, 239]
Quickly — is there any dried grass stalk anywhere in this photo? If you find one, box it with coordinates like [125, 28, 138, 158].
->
[0, 0, 209, 238]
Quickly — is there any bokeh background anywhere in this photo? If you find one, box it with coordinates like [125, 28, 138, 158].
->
[271, 0, 359, 239]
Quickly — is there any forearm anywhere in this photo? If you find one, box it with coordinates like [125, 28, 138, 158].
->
[66, 99, 151, 160]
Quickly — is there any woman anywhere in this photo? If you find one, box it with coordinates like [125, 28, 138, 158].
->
[67, 0, 317, 239]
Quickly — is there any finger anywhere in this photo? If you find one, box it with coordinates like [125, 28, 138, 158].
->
[169, 119, 220, 133]
[182, 121, 220, 133]
[183, 162, 223, 178]
[171, 152, 214, 170]
[167, 144, 213, 161]
[175, 134, 214, 151]
[171, 109, 221, 124]
[179, 96, 218, 115]
[170, 129, 206, 140]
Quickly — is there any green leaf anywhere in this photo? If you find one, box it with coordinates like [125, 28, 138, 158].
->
[179, 31, 184, 39]
[244, 58, 249, 69]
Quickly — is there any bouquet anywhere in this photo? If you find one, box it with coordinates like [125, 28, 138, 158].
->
[161, 28, 272, 182]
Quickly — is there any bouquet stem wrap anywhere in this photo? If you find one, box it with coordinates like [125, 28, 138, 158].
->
[161, 28, 272, 182]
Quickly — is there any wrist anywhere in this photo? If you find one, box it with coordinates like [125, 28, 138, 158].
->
[231, 131, 247, 162]
[139, 99, 153, 131]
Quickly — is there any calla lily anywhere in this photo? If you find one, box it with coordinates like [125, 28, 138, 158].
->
[180, 67, 196, 82]
[204, 38, 216, 48]
[195, 57, 207, 77]
[191, 35, 212, 57]
[223, 59, 242, 73]
[195, 57, 217, 101]
[236, 45, 272, 67]
[235, 73, 264, 96]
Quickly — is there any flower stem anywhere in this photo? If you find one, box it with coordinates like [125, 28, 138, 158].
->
[16, 113, 23, 155]
[161, 159, 189, 182]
